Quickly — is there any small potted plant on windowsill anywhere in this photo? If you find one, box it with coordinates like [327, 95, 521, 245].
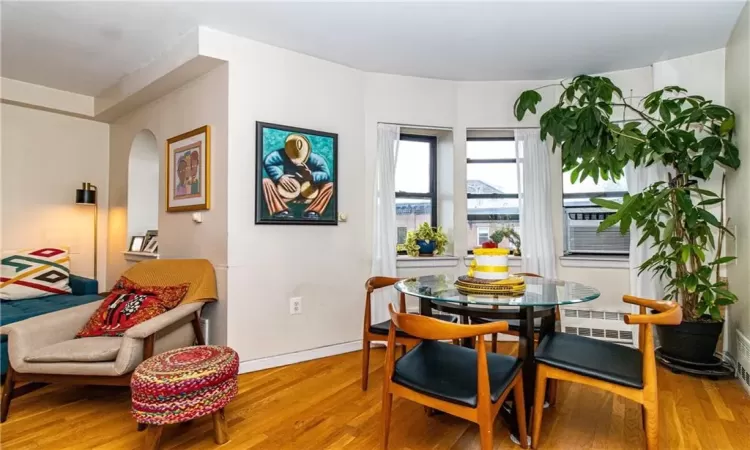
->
[490, 227, 522, 256]
[404, 222, 449, 257]
[514, 76, 740, 366]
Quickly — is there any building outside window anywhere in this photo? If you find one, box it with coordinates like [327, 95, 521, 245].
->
[466, 136, 521, 253]
[395, 135, 437, 246]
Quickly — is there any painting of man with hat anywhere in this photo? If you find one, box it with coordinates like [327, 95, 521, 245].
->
[256, 122, 338, 225]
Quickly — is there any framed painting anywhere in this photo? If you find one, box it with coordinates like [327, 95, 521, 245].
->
[255, 122, 338, 225]
[166, 125, 210, 212]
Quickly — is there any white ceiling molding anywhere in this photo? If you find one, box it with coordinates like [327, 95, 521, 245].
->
[0, 77, 95, 118]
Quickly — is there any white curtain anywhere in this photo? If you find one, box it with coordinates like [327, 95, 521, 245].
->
[625, 161, 668, 341]
[370, 124, 401, 324]
[625, 161, 668, 301]
[516, 129, 557, 278]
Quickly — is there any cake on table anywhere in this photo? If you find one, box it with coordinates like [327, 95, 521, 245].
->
[455, 242, 525, 295]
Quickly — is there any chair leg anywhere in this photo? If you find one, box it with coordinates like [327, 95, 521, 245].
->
[491, 333, 498, 353]
[143, 425, 163, 450]
[478, 422, 494, 450]
[381, 392, 393, 450]
[513, 376, 528, 449]
[361, 338, 371, 391]
[212, 408, 230, 444]
[401, 344, 407, 357]
[1, 366, 15, 423]
[531, 368, 548, 449]
[547, 379, 557, 407]
[643, 401, 659, 450]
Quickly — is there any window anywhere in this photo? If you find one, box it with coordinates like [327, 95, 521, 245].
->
[397, 226, 407, 245]
[562, 169, 629, 256]
[466, 137, 521, 253]
[477, 227, 490, 245]
[395, 135, 437, 239]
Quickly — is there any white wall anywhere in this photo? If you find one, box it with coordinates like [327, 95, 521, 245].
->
[107, 64, 229, 346]
[1, 103, 109, 286]
[126, 130, 159, 241]
[196, 29, 732, 368]
[725, 2, 750, 356]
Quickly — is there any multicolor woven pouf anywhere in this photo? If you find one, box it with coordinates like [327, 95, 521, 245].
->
[131, 346, 239, 427]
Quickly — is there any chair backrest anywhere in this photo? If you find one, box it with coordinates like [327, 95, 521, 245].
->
[622, 295, 682, 392]
[122, 259, 217, 305]
[386, 303, 513, 409]
[388, 303, 509, 341]
[364, 277, 405, 329]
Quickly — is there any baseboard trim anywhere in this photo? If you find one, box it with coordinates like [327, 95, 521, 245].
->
[238, 340, 362, 374]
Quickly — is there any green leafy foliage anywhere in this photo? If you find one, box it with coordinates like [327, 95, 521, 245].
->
[515, 76, 740, 321]
[404, 223, 449, 257]
[490, 227, 522, 256]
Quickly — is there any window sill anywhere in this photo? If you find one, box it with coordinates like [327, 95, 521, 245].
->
[559, 255, 629, 269]
[397, 255, 459, 268]
[123, 251, 159, 262]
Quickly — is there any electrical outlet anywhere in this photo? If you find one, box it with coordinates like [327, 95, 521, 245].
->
[290, 297, 302, 315]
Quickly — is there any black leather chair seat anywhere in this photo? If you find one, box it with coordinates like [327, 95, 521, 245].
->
[535, 332, 643, 389]
[472, 316, 543, 332]
[369, 314, 458, 338]
[391, 340, 522, 408]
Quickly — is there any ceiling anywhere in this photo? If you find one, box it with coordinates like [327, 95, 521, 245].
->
[1, 1, 745, 96]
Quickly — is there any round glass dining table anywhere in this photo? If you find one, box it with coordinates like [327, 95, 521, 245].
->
[394, 274, 601, 442]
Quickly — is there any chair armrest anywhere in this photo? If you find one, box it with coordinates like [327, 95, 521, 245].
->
[0, 300, 102, 351]
[124, 302, 204, 340]
[69, 274, 99, 295]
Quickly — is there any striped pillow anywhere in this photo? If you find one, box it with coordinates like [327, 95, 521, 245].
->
[0, 248, 72, 300]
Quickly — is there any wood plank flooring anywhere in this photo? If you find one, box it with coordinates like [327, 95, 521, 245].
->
[1, 344, 749, 449]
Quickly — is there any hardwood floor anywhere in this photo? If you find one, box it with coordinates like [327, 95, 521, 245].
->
[1, 344, 749, 449]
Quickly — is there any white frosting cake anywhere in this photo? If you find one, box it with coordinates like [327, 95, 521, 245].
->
[470, 248, 510, 280]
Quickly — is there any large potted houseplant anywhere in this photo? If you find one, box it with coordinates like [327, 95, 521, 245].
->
[514, 75, 740, 364]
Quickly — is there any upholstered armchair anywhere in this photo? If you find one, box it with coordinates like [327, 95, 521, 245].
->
[0, 259, 217, 423]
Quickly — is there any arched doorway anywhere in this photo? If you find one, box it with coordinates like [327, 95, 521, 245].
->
[127, 129, 159, 252]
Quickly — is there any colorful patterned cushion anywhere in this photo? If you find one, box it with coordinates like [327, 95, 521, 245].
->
[131, 346, 239, 425]
[0, 248, 72, 301]
[76, 280, 189, 338]
[113, 276, 190, 309]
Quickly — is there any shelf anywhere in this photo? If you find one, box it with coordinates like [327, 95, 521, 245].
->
[123, 251, 159, 262]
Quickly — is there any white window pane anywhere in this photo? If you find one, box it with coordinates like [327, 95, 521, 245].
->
[395, 140, 430, 193]
[467, 140, 517, 159]
[562, 170, 627, 194]
[467, 162, 519, 194]
[468, 220, 521, 251]
[396, 198, 432, 236]
[467, 197, 520, 216]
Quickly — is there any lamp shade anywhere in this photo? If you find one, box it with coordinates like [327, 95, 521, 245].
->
[76, 183, 96, 205]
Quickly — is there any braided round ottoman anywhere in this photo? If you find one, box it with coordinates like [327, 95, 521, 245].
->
[131, 345, 239, 449]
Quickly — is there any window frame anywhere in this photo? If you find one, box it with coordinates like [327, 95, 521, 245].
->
[477, 226, 490, 246]
[395, 134, 438, 228]
[466, 136, 520, 254]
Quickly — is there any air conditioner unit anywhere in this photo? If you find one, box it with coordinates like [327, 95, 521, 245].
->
[564, 207, 629, 255]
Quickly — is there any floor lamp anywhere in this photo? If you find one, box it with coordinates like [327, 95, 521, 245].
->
[75, 182, 98, 280]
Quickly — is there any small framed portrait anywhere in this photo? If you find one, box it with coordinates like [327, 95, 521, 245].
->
[129, 236, 145, 252]
[166, 125, 210, 212]
[255, 122, 338, 225]
[143, 237, 158, 254]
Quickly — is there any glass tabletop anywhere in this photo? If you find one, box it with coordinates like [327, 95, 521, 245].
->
[394, 274, 600, 307]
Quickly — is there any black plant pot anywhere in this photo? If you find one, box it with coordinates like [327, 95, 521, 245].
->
[656, 319, 723, 364]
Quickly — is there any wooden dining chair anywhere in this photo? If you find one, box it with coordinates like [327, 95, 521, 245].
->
[530, 295, 682, 450]
[381, 303, 528, 450]
[361, 276, 458, 391]
[469, 273, 554, 352]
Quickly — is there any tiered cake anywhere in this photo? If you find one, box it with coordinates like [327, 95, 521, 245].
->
[469, 248, 510, 280]
[454, 246, 526, 295]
